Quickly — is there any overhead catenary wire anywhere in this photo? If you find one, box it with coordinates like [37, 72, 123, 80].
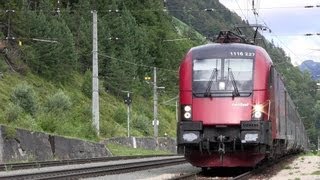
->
[256, 15, 306, 65]
[98, 53, 178, 73]
[3, 2, 317, 66]
[234, 0, 248, 21]
[0, 4, 319, 14]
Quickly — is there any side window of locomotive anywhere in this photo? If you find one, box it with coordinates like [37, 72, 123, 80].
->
[269, 66, 274, 88]
[193, 59, 221, 93]
[224, 59, 254, 91]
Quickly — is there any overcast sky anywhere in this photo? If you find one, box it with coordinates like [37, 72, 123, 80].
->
[219, 0, 320, 65]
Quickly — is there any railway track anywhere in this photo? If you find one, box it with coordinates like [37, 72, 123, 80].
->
[0, 154, 174, 171]
[169, 169, 252, 180]
[0, 156, 186, 179]
[171, 153, 300, 180]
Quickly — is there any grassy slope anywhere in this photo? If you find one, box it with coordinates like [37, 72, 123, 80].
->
[0, 67, 177, 141]
[0, 14, 203, 144]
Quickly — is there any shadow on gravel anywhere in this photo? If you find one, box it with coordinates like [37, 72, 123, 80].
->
[251, 155, 298, 179]
[199, 167, 252, 178]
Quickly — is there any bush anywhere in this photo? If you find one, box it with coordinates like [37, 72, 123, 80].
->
[5, 103, 22, 122]
[77, 123, 98, 140]
[4, 126, 17, 139]
[37, 113, 59, 133]
[132, 114, 151, 136]
[44, 90, 72, 113]
[81, 70, 92, 98]
[0, 56, 8, 73]
[113, 106, 127, 125]
[10, 83, 37, 116]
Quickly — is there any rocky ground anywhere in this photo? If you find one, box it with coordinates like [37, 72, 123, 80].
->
[251, 154, 320, 180]
[85, 163, 200, 180]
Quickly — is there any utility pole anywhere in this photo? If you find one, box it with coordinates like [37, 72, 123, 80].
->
[6, 9, 15, 42]
[176, 100, 178, 122]
[153, 67, 158, 138]
[122, 90, 132, 137]
[92, 10, 99, 135]
[318, 135, 320, 151]
[153, 67, 165, 138]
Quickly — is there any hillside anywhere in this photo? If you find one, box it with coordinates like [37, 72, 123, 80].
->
[0, 0, 319, 148]
[299, 60, 320, 80]
[0, 0, 202, 141]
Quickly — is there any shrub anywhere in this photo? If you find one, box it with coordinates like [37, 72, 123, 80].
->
[81, 70, 92, 98]
[77, 123, 98, 140]
[44, 90, 72, 113]
[4, 126, 17, 139]
[10, 83, 37, 116]
[37, 113, 59, 133]
[113, 106, 127, 125]
[5, 103, 22, 122]
[132, 114, 151, 136]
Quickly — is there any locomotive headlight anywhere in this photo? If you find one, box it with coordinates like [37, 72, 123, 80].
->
[253, 104, 263, 112]
[181, 105, 192, 120]
[253, 111, 262, 119]
[184, 105, 191, 112]
[184, 112, 191, 119]
[252, 104, 264, 120]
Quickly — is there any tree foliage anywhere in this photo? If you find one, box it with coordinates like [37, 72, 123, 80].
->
[1, 0, 318, 145]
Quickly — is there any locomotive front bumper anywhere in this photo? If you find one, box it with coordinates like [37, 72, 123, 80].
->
[177, 120, 271, 145]
[178, 121, 203, 144]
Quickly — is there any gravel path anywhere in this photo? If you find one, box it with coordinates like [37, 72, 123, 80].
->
[84, 163, 200, 180]
[251, 155, 320, 180]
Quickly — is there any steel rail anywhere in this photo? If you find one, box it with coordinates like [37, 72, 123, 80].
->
[0, 157, 186, 180]
[233, 171, 252, 180]
[0, 154, 175, 171]
[169, 172, 198, 180]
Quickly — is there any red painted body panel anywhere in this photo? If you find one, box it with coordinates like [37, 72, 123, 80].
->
[185, 153, 265, 167]
[180, 91, 192, 105]
[179, 52, 192, 92]
[179, 52, 193, 105]
[253, 50, 270, 90]
[193, 97, 252, 125]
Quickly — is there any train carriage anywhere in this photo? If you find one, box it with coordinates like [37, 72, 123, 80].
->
[177, 31, 308, 168]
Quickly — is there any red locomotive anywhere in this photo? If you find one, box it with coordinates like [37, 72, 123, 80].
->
[177, 31, 308, 168]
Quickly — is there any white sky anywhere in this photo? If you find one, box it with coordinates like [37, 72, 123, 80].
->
[219, 0, 320, 65]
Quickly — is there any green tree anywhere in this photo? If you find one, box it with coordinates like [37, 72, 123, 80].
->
[16, 1, 77, 82]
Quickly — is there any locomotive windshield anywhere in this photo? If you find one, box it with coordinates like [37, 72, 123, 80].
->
[193, 58, 253, 97]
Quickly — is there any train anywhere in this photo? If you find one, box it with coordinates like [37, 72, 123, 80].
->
[177, 31, 308, 168]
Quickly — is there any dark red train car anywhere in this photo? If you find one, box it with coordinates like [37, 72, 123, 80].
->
[177, 32, 308, 168]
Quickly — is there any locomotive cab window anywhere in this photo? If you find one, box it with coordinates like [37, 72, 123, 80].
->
[193, 58, 253, 97]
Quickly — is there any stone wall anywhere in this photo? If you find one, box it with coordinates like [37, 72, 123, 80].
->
[0, 125, 177, 163]
[104, 137, 177, 153]
[0, 125, 111, 163]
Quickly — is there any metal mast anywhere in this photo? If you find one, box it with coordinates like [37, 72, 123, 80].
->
[153, 67, 158, 138]
[92, 10, 99, 135]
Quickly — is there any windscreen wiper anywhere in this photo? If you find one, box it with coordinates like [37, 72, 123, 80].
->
[228, 68, 240, 97]
[204, 68, 218, 97]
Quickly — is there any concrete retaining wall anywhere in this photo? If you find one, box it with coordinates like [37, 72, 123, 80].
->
[104, 137, 177, 153]
[0, 125, 111, 163]
[0, 125, 177, 163]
